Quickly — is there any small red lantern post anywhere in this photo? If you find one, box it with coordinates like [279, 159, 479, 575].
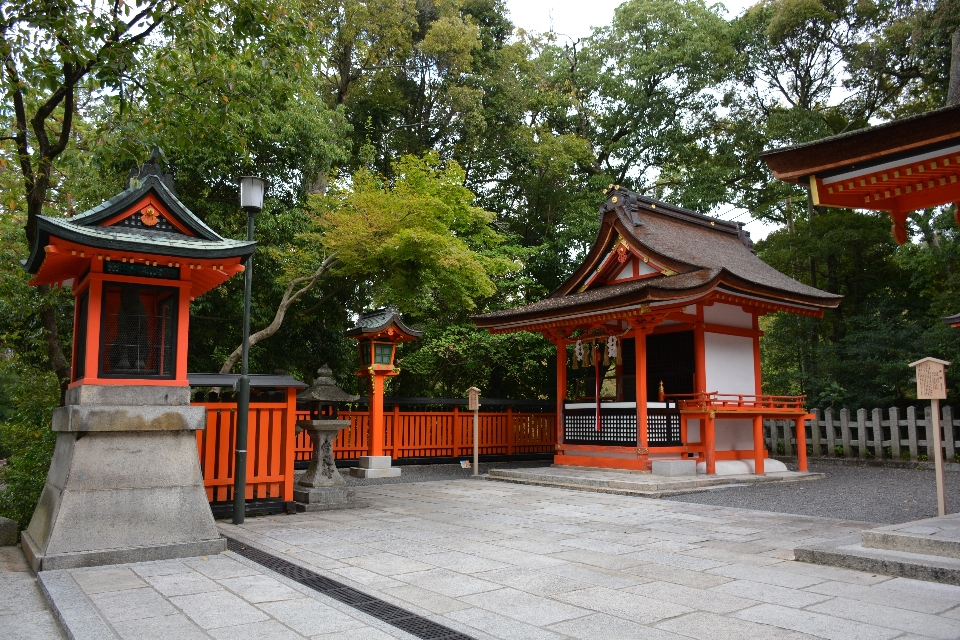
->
[346, 307, 422, 478]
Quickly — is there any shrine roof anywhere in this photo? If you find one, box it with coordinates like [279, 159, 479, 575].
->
[345, 306, 424, 339]
[760, 104, 960, 184]
[474, 188, 840, 330]
[25, 173, 255, 275]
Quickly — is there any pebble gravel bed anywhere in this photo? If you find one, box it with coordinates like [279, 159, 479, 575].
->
[665, 462, 960, 524]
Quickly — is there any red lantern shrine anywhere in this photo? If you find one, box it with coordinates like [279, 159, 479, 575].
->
[20, 151, 255, 571]
[345, 306, 422, 477]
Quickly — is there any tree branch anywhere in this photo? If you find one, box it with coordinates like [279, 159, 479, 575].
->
[218, 253, 341, 374]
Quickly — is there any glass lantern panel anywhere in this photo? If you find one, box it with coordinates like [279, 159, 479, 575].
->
[100, 283, 177, 378]
[359, 341, 372, 365]
[374, 343, 393, 365]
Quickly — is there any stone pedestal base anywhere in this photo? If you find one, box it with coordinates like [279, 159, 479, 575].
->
[651, 460, 697, 477]
[350, 455, 401, 478]
[23, 385, 225, 572]
[294, 487, 368, 511]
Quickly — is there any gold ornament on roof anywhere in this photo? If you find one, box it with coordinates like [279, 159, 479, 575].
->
[140, 206, 159, 226]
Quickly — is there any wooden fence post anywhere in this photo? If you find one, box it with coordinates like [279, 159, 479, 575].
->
[871, 408, 883, 459]
[507, 405, 515, 455]
[783, 420, 793, 456]
[944, 404, 956, 463]
[856, 408, 868, 458]
[767, 420, 778, 456]
[823, 407, 837, 458]
[811, 409, 822, 457]
[907, 405, 919, 461]
[392, 403, 401, 460]
[889, 406, 901, 460]
[924, 404, 934, 460]
[840, 408, 852, 457]
[453, 404, 462, 458]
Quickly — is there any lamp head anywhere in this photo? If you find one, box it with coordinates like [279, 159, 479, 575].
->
[239, 176, 267, 212]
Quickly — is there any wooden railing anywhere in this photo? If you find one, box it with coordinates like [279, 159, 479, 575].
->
[668, 392, 807, 412]
[194, 388, 298, 503]
[294, 407, 556, 461]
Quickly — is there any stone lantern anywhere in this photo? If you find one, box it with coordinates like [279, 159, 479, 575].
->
[345, 306, 422, 478]
[294, 365, 363, 511]
[19, 150, 255, 570]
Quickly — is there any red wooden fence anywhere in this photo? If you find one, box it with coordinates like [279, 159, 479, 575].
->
[194, 388, 297, 503]
[194, 394, 554, 504]
[294, 407, 555, 461]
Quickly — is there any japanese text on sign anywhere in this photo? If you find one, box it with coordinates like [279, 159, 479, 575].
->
[915, 362, 947, 400]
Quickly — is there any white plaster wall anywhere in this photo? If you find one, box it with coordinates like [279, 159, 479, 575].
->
[704, 332, 756, 396]
[716, 419, 755, 450]
[703, 303, 753, 328]
[614, 261, 634, 280]
[687, 418, 700, 443]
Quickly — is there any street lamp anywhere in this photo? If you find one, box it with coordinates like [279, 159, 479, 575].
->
[233, 175, 266, 525]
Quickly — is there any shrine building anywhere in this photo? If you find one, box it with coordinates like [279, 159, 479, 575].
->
[473, 188, 841, 474]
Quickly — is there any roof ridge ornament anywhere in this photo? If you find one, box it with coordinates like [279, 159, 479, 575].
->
[600, 186, 643, 226]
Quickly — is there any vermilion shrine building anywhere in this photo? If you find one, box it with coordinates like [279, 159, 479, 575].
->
[474, 188, 841, 474]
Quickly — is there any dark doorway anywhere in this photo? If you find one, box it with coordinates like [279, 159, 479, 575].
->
[646, 331, 695, 399]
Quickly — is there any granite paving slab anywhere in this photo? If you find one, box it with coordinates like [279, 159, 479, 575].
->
[217, 478, 960, 639]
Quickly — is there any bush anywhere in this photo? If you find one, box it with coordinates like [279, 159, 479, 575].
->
[0, 358, 59, 530]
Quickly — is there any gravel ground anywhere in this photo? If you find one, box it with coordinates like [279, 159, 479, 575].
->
[665, 462, 960, 524]
[306, 460, 960, 525]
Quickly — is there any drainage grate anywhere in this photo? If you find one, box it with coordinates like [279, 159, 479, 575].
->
[224, 536, 474, 640]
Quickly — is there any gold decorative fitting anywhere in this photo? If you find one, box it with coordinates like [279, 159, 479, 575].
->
[640, 303, 651, 314]
[608, 184, 613, 189]
[614, 185, 620, 190]
[710, 221, 715, 226]
[140, 206, 159, 227]
[611, 196, 618, 203]
[651, 204, 656, 208]
[661, 268, 677, 276]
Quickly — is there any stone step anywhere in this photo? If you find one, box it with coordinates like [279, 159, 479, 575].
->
[795, 535, 960, 586]
[485, 467, 824, 498]
[860, 514, 960, 560]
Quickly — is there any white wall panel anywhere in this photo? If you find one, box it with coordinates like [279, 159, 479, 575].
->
[715, 419, 754, 450]
[704, 332, 756, 395]
[703, 303, 753, 328]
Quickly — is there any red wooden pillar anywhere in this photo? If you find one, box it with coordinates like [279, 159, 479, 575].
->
[369, 374, 385, 457]
[796, 416, 809, 471]
[705, 413, 716, 475]
[555, 337, 566, 453]
[753, 415, 765, 475]
[634, 328, 648, 453]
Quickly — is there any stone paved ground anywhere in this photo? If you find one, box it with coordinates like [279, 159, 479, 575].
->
[38, 553, 424, 639]
[221, 479, 960, 640]
[0, 546, 65, 639]
[667, 462, 960, 524]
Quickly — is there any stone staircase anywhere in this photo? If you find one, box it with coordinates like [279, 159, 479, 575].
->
[796, 513, 960, 585]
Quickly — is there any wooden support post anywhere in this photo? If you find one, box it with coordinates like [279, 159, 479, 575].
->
[889, 407, 902, 460]
[944, 405, 956, 464]
[857, 408, 868, 458]
[753, 416, 764, 475]
[796, 416, 808, 472]
[369, 374, 385, 457]
[825, 407, 836, 457]
[932, 399, 947, 516]
[811, 409, 822, 457]
[705, 413, 716, 475]
[840, 408, 852, 458]
[556, 338, 566, 454]
[907, 406, 919, 461]
[872, 408, 884, 459]
[635, 329, 648, 453]
[392, 403, 401, 459]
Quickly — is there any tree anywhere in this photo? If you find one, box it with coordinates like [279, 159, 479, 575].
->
[217, 151, 515, 374]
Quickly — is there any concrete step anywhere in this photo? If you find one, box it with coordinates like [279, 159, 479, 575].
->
[860, 513, 960, 560]
[795, 535, 960, 586]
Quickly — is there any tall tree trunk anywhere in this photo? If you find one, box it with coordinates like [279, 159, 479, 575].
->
[948, 28, 960, 107]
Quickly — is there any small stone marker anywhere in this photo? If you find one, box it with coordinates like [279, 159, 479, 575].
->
[909, 357, 950, 516]
[0, 516, 18, 546]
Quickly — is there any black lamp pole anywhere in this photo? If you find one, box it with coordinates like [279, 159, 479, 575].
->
[234, 176, 265, 525]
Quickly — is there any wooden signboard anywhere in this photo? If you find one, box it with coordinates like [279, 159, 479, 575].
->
[466, 387, 481, 477]
[909, 357, 950, 516]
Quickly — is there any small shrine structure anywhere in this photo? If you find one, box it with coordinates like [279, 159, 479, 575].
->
[473, 188, 841, 474]
[346, 306, 422, 477]
[21, 153, 255, 570]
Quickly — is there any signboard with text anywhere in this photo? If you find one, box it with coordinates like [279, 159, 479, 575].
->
[910, 357, 949, 400]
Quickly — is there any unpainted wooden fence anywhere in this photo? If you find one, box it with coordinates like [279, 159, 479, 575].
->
[765, 406, 960, 462]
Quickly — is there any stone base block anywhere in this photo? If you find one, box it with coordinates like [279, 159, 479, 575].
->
[651, 460, 697, 477]
[294, 486, 367, 512]
[350, 466, 402, 478]
[21, 530, 225, 571]
[358, 455, 393, 469]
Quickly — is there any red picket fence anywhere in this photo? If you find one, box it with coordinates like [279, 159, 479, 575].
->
[194, 388, 298, 503]
[294, 406, 556, 461]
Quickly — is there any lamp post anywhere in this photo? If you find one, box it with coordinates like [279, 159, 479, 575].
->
[233, 176, 266, 525]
